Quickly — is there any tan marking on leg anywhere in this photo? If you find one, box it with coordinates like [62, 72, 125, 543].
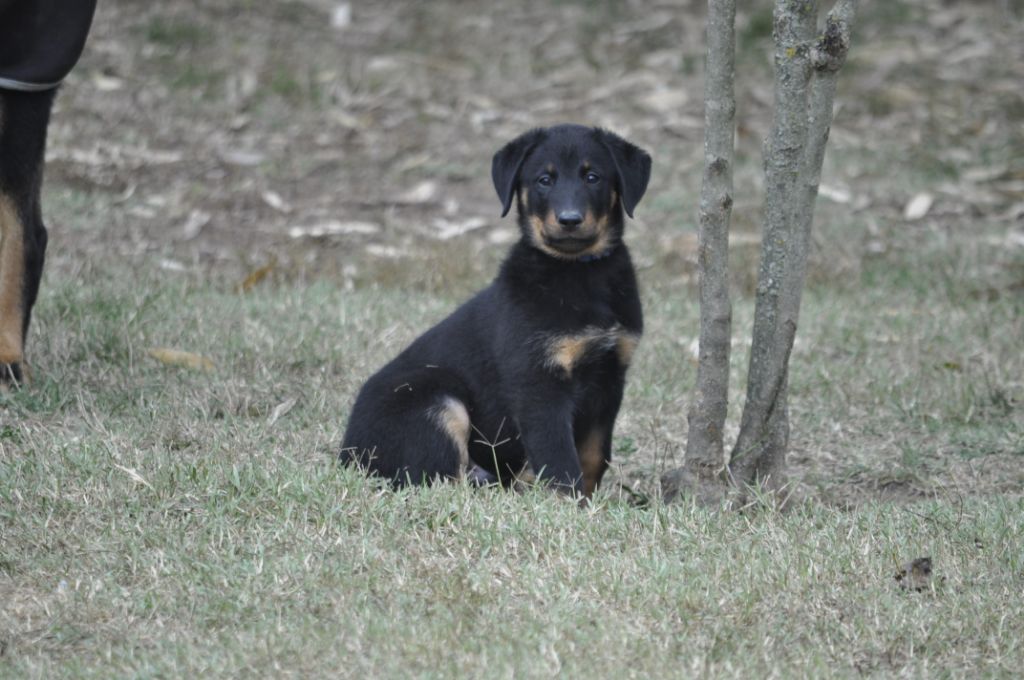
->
[431, 396, 471, 476]
[578, 428, 607, 498]
[616, 332, 641, 367]
[0, 194, 26, 365]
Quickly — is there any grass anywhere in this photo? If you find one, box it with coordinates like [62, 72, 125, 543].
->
[2, 453, 1022, 676]
[2, 426, 1023, 677]
[2, 224, 1022, 676]
[4, 0, 1023, 674]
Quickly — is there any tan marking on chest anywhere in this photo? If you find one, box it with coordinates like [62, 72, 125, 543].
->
[542, 324, 639, 377]
[0, 195, 26, 365]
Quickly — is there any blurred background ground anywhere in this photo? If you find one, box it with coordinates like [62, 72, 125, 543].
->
[49, 0, 1024, 279]
[28, 0, 1024, 501]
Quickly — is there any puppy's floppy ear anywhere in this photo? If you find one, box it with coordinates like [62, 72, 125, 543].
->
[491, 128, 545, 217]
[597, 129, 652, 218]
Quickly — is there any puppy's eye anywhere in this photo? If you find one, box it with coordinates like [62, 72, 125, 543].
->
[585, 172, 601, 184]
[537, 175, 553, 187]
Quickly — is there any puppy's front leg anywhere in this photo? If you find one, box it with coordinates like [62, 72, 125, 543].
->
[513, 387, 583, 496]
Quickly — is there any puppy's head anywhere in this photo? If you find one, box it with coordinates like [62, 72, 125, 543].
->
[491, 124, 651, 260]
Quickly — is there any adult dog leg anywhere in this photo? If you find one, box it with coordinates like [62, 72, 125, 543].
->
[0, 90, 53, 385]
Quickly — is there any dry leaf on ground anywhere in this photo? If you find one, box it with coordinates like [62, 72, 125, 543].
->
[147, 348, 215, 372]
[267, 397, 299, 426]
[903, 192, 934, 220]
[238, 261, 276, 293]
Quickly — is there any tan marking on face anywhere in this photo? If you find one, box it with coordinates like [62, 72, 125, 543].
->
[578, 428, 607, 498]
[543, 325, 630, 377]
[431, 396, 471, 475]
[529, 211, 575, 260]
[582, 160, 591, 172]
[528, 213, 547, 245]
[530, 207, 614, 261]
[545, 163, 555, 175]
[616, 332, 641, 367]
[0, 194, 26, 365]
[573, 210, 613, 259]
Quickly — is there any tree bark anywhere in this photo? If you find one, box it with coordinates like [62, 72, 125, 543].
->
[662, 0, 736, 503]
[661, 0, 858, 504]
[729, 0, 858, 491]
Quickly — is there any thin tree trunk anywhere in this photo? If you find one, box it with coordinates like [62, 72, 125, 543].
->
[662, 0, 736, 503]
[729, 0, 858, 490]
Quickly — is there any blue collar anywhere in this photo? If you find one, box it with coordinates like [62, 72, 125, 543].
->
[577, 247, 616, 263]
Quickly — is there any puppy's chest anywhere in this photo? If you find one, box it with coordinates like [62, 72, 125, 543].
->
[537, 323, 640, 378]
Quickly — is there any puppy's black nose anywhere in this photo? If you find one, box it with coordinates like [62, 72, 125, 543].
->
[557, 210, 583, 231]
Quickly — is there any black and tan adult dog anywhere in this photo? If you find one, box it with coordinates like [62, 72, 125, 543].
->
[341, 124, 651, 498]
[0, 89, 54, 385]
[1, 0, 97, 385]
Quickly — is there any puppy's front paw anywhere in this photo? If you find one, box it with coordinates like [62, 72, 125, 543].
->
[466, 464, 499, 487]
[512, 464, 537, 493]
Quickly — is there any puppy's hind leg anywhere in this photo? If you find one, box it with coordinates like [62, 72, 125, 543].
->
[341, 368, 478, 486]
[380, 393, 475, 486]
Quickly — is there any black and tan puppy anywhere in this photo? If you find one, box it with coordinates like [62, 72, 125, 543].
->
[341, 124, 651, 498]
